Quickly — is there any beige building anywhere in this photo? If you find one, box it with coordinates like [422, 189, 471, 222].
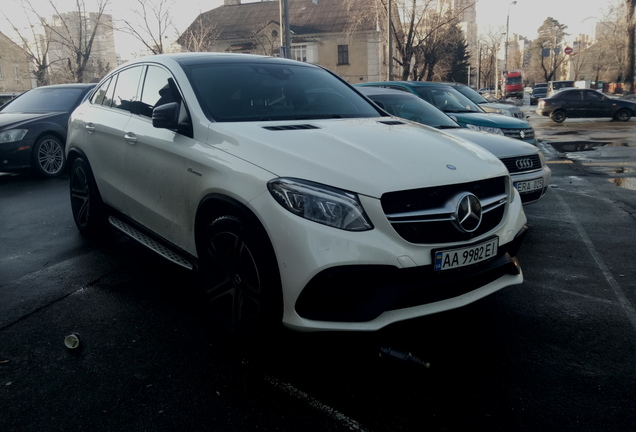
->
[0, 32, 34, 94]
[178, 0, 390, 83]
[47, 11, 117, 83]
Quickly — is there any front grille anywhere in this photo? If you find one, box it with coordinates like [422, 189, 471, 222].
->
[503, 127, 535, 141]
[381, 176, 508, 244]
[500, 154, 542, 174]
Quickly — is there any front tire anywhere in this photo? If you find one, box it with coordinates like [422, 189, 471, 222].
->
[198, 215, 282, 336]
[69, 157, 108, 237]
[550, 110, 566, 123]
[32, 135, 65, 177]
[614, 109, 632, 122]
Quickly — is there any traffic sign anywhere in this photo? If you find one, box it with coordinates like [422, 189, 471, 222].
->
[564, 46, 574, 55]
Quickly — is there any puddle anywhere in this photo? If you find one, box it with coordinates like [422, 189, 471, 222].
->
[548, 141, 612, 152]
[610, 177, 636, 191]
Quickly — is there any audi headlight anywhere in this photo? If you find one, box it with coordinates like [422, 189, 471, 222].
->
[268, 178, 373, 231]
[0, 129, 28, 144]
[466, 124, 504, 135]
[538, 151, 546, 167]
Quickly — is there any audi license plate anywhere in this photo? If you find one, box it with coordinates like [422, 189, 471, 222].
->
[515, 178, 543, 193]
[434, 238, 498, 271]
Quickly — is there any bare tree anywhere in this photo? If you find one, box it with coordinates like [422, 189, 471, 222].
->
[116, 0, 176, 55]
[625, 0, 635, 92]
[534, 17, 569, 82]
[478, 29, 505, 89]
[1, 6, 52, 86]
[177, 14, 222, 52]
[28, 0, 113, 83]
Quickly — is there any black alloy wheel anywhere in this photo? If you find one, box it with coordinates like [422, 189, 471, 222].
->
[32, 135, 65, 177]
[198, 215, 282, 336]
[69, 157, 107, 237]
[550, 110, 566, 123]
[614, 109, 632, 122]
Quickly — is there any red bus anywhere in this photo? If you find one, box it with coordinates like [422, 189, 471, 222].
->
[503, 70, 524, 99]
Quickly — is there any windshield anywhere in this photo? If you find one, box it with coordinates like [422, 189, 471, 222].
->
[1, 87, 88, 113]
[184, 62, 381, 122]
[414, 86, 484, 114]
[365, 93, 459, 129]
[506, 76, 523, 85]
[453, 85, 489, 104]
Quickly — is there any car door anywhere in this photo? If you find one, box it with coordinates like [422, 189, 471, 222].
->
[75, 66, 143, 214]
[122, 64, 197, 248]
[583, 90, 613, 118]
[558, 91, 585, 118]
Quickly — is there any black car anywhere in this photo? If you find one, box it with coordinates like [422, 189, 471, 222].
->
[530, 84, 548, 105]
[0, 83, 95, 177]
[536, 88, 636, 123]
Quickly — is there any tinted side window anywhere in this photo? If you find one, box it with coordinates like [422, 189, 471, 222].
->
[584, 91, 603, 102]
[112, 66, 143, 112]
[560, 91, 582, 101]
[139, 66, 175, 118]
[91, 77, 112, 105]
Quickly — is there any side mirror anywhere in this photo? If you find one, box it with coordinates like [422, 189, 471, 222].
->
[152, 102, 180, 129]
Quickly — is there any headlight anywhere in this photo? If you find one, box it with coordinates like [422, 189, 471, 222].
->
[538, 151, 546, 167]
[0, 129, 28, 143]
[465, 124, 504, 135]
[268, 178, 373, 231]
[499, 109, 512, 117]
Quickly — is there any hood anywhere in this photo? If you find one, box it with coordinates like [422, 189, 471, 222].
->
[450, 112, 531, 128]
[207, 118, 507, 198]
[479, 102, 522, 114]
[0, 112, 62, 129]
[442, 128, 539, 159]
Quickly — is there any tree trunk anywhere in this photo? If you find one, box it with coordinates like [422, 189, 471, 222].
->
[625, 0, 636, 93]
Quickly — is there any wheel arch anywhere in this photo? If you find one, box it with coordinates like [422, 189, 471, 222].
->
[194, 193, 275, 256]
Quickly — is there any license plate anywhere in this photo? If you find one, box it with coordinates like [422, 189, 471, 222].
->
[515, 178, 543, 193]
[434, 238, 498, 271]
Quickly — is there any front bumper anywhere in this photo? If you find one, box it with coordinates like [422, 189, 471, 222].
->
[295, 226, 526, 324]
[0, 139, 34, 172]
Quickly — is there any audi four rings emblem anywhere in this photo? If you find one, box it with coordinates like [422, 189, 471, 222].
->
[516, 158, 534, 170]
[454, 193, 482, 233]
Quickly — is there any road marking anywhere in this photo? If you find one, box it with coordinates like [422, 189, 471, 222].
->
[553, 188, 636, 333]
[265, 376, 369, 431]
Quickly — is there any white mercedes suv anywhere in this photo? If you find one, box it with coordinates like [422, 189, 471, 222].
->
[66, 53, 528, 333]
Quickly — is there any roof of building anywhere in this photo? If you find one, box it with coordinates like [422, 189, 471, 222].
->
[181, 0, 376, 42]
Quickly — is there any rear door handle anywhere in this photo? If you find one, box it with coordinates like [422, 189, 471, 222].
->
[85, 123, 95, 133]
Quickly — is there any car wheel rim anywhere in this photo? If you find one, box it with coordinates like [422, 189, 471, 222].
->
[70, 166, 90, 228]
[38, 139, 64, 175]
[204, 231, 262, 331]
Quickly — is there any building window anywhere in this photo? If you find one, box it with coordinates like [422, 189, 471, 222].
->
[291, 45, 307, 62]
[338, 45, 349, 65]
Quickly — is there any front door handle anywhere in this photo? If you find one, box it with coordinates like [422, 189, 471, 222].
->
[124, 132, 138, 145]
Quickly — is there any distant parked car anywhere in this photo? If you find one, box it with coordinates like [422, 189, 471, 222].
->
[0, 83, 95, 176]
[445, 82, 525, 119]
[530, 85, 548, 105]
[357, 81, 537, 144]
[357, 86, 551, 204]
[536, 88, 636, 123]
[546, 80, 575, 98]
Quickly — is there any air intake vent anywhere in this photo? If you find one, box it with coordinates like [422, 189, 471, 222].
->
[378, 120, 406, 126]
[263, 124, 320, 131]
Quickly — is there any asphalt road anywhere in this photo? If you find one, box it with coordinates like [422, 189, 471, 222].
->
[1, 111, 636, 432]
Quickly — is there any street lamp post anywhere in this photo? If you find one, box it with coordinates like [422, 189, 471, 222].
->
[504, 1, 517, 74]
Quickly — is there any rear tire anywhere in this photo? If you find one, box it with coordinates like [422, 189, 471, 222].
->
[197, 215, 283, 337]
[550, 110, 566, 123]
[69, 157, 108, 237]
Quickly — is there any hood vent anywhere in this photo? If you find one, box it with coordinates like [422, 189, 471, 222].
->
[378, 120, 406, 126]
[263, 124, 320, 131]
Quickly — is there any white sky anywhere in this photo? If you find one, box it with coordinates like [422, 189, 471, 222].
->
[0, 0, 616, 58]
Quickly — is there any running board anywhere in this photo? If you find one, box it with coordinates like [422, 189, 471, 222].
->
[108, 216, 194, 270]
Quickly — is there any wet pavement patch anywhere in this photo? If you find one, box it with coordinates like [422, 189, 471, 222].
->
[548, 141, 613, 152]
[610, 177, 636, 190]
